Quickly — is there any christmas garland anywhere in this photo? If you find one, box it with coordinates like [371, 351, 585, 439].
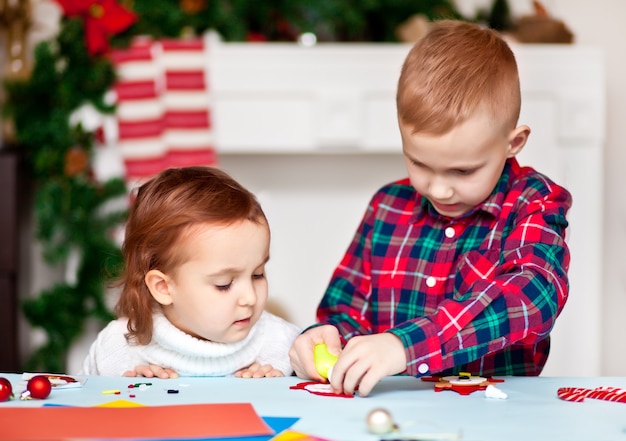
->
[2, 0, 462, 373]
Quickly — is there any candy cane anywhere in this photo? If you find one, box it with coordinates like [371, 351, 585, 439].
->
[557, 386, 626, 403]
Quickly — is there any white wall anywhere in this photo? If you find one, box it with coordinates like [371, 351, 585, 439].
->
[555, 0, 626, 379]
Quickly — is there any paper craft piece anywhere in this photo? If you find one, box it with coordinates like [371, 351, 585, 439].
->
[271, 430, 333, 441]
[484, 384, 508, 399]
[557, 386, 626, 403]
[290, 381, 353, 398]
[39, 407, 297, 441]
[44, 400, 145, 408]
[20, 372, 87, 390]
[0, 403, 273, 440]
[96, 399, 146, 408]
[421, 373, 504, 395]
[197, 416, 299, 441]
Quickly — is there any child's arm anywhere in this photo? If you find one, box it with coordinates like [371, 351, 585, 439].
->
[326, 332, 407, 397]
[316, 177, 571, 379]
[386, 179, 572, 376]
[290, 326, 406, 397]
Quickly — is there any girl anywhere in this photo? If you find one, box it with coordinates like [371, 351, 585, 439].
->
[80, 166, 300, 378]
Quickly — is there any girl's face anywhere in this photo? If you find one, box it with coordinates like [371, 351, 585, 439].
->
[151, 219, 270, 344]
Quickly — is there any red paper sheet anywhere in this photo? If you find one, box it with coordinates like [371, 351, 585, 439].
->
[0, 402, 273, 440]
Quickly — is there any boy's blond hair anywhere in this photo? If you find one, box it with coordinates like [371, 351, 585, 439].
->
[397, 20, 521, 135]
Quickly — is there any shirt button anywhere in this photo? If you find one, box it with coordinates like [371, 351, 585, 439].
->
[426, 276, 436, 287]
[445, 227, 455, 238]
[418, 363, 429, 374]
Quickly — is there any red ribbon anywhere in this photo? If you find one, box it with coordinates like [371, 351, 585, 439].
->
[55, 0, 137, 55]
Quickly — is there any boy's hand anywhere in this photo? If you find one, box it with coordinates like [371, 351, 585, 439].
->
[123, 365, 179, 379]
[235, 363, 284, 378]
[289, 325, 342, 381]
[329, 333, 406, 397]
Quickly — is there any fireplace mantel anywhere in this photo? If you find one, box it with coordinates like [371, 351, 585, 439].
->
[209, 42, 604, 155]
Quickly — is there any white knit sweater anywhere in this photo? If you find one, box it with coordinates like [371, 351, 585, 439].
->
[79, 311, 300, 377]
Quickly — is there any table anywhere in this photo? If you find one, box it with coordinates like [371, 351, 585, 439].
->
[1, 373, 625, 440]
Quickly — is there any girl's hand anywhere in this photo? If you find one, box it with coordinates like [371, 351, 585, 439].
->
[123, 364, 179, 379]
[235, 363, 284, 378]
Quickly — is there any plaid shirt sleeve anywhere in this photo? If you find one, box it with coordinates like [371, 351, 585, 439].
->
[316, 159, 572, 377]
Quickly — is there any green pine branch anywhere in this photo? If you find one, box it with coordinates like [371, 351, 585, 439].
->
[4, 18, 126, 373]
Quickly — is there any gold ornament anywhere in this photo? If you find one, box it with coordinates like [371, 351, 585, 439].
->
[89, 3, 105, 19]
[64, 146, 89, 177]
[395, 14, 431, 43]
[180, 0, 207, 14]
[0, 0, 32, 78]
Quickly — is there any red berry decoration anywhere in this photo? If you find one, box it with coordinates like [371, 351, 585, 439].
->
[0, 377, 12, 401]
[27, 375, 52, 399]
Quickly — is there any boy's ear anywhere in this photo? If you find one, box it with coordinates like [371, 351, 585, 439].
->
[144, 269, 174, 306]
[506, 125, 531, 158]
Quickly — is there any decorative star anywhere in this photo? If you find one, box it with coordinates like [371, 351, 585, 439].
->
[421, 373, 505, 396]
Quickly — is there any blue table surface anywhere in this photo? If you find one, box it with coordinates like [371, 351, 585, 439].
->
[1, 373, 625, 441]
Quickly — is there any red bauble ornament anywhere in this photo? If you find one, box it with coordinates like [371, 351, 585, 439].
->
[0, 377, 13, 401]
[27, 375, 52, 399]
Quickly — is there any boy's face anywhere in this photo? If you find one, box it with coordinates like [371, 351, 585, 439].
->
[150, 219, 270, 344]
[400, 111, 528, 218]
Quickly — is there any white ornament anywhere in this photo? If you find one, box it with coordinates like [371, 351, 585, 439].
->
[366, 408, 396, 434]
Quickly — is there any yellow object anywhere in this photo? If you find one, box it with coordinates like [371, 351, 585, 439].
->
[96, 399, 146, 408]
[313, 344, 338, 379]
[101, 389, 121, 395]
[271, 430, 313, 440]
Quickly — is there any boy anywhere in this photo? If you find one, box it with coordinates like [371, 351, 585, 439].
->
[289, 20, 572, 397]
